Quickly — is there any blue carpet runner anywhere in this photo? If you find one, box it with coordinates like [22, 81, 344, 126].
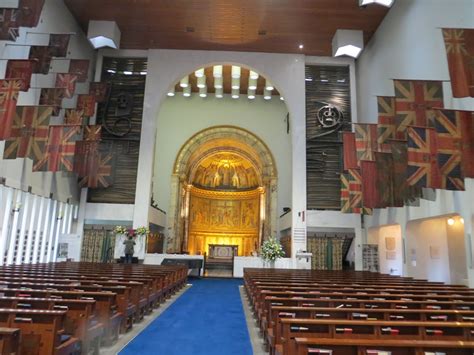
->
[119, 278, 253, 355]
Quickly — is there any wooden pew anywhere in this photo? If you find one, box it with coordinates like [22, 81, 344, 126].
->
[0, 327, 19, 355]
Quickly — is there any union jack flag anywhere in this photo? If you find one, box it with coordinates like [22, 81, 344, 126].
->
[28, 45, 52, 74]
[69, 59, 90, 82]
[355, 123, 377, 163]
[394, 80, 444, 138]
[49, 34, 70, 57]
[341, 169, 372, 215]
[376, 96, 396, 153]
[77, 94, 96, 116]
[3, 106, 53, 160]
[342, 131, 357, 171]
[55, 73, 77, 98]
[73, 127, 102, 177]
[407, 126, 441, 189]
[33, 125, 82, 172]
[434, 109, 472, 189]
[0, 8, 19, 41]
[64, 109, 85, 125]
[89, 82, 109, 103]
[341, 173, 353, 213]
[83, 125, 102, 141]
[442, 28, 474, 98]
[39, 88, 65, 116]
[5, 59, 37, 91]
[17, 0, 45, 27]
[0, 79, 22, 139]
[78, 142, 115, 188]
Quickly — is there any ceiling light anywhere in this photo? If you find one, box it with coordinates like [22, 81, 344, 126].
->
[87, 20, 121, 49]
[123, 71, 132, 75]
[359, 0, 394, 7]
[215, 88, 223, 98]
[180, 76, 189, 88]
[199, 86, 207, 98]
[299, 44, 304, 49]
[140, 71, 147, 75]
[248, 78, 257, 90]
[214, 77, 223, 89]
[248, 89, 256, 100]
[460, 217, 464, 224]
[321, 79, 329, 83]
[197, 75, 206, 89]
[167, 87, 175, 97]
[231, 77, 240, 90]
[280, 96, 284, 101]
[264, 88, 272, 100]
[447, 218, 455, 226]
[249, 70, 259, 80]
[337, 78, 346, 83]
[305, 77, 313, 82]
[332, 29, 364, 58]
[265, 80, 274, 91]
[195, 68, 204, 78]
[107, 69, 116, 74]
[213, 65, 223, 78]
[183, 86, 191, 97]
[231, 88, 239, 99]
[231, 66, 241, 79]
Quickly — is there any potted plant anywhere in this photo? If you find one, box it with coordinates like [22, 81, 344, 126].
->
[260, 237, 285, 268]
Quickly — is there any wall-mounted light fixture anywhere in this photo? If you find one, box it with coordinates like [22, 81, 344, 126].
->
[332, 29, 364, 58]
[87, 20, 121, 49]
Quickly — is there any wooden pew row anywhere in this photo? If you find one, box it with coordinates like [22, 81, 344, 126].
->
[0, 327, 20, 355]
[294, 338, 474, 355]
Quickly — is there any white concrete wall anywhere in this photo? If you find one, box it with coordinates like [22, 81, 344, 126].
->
[0, 0, 96, 203]
[356, 0, 474, 285]
[153, 94, 290, 218]
[368, 224, 403, 276]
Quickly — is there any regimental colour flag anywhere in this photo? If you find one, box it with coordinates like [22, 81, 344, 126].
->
[69, 59, 90, 82]
[17, 0, 45, 27]
[360, 160, 379, 209]
[434, 109, 473, 188]
[3, 106, 53, 160]
[28, 45, 52, 74]
[64, 109, 85, 125]
[89, 82, 108, 103]
[83, 125, 102, 141]
[376, 96, 396, 153]
[48, 34, 71, 57]
[77, 94, 96, 116]
[442, 29, 474, 98]
[342, 131, 357, 171]
[78, 142, 115, 189]
[0, 79, 22, 139]
[55, 73, 77, 98]
[375, 152, 395, 208]
[394, 80, 444, 138]
[39, 88, 65, 116]
[0, 8, 19, 41]
[5, 59, 36, 91]
[355, 123, 377, 163]
[33, 125, 82, 172]
[407, 126, 441, 189]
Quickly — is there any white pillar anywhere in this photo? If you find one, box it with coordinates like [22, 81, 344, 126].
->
[24, 194, 39, 264]
[6, 190, 22, 265]
[44, 200, 57, 263]
[32, 197, 46, 264]
[15, 192, 31, 265]
[66, 204, 74, 233]
[52, 202, 65, 262]
[0, 187, 14, 266]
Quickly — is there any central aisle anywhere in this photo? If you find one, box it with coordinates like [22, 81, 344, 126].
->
[119, 278, 253, 355]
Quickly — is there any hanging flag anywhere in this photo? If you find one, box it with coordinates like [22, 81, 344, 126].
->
[89, 82, 109, 103]
[5, 59, 37, 91]
[17, 0, 45, 27]
[78, 142, 115, 188]
[0, 79, 22, 139]
[69, 59, 90, 82]
[28, 46, 52, 74]
[462, 112, 474, 178]
[83, 125, 102, 141]
[33, 125, 82, 172]
[355, 123, 377, 163]
[348, 168, 372, 215]
[374, 152, 395, 208]
[48, 33, 71, 57]
[55, 73, 77, 98]
[360, 160, 379, 209]
[390, 140, 411, 207]
[434, 109, 464, 190]
[407, 126, 441, 189]
[342, 131, 357, 170]
[64, 109, 85, 125]
[39, 88, 65, 116]
[341, 172, 353, 213]
[77, 94, 96, 116]
[394, 80, 444, 138]
[377, 96, 396, 152]
[0, 8, 19, 41]
[3, 106, 53, 160]
[442, 29, 474, 98]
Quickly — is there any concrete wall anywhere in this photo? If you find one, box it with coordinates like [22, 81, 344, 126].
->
[368, 224, 403, 276]
[356, 0, 474, 285]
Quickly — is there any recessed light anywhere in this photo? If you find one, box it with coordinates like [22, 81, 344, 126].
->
[167, 92, 175, 97]
[183, 86, 191, 97]
[180, 76, 189, 88]
[280, 96, 284, 101]
[299, 44, 304, 49]
[359, 0, 394, 7]
[248, 95, 255, 100]
[140, 71, 147, 75]
[447, 218, 455, 226]
[123, 71, 133, 75]
[305, 78, 313, 82]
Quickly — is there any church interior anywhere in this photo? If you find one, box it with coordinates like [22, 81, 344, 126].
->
[0, 0, 473, 354]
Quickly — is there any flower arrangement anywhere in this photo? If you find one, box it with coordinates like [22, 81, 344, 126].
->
[113, 226, 149, 238]
[260, 237, 285, 262]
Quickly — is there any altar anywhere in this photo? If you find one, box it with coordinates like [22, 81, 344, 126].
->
[208, 244, 238, 259]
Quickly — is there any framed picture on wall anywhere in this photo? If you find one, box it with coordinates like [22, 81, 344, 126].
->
[385, 236, 396, 251]
[430, 245, 440, 260]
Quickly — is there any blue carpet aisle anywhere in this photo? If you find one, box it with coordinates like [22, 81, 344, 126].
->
[119, 278, 253, 355]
